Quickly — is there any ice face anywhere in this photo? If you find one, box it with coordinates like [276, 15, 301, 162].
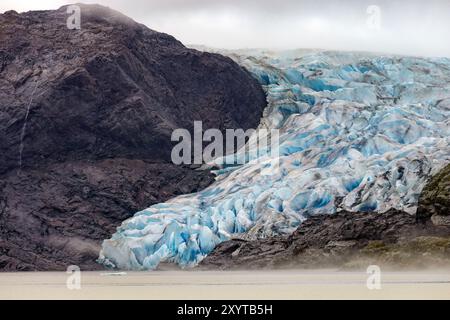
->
[99, 50, 450, 270]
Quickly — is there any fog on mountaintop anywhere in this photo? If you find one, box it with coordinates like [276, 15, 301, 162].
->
[1, 0, 450, 57]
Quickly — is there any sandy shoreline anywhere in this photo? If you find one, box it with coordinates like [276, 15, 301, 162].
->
[1, 269, 450, 300]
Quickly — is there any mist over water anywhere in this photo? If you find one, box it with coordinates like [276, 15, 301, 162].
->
[2, 0, 450, 57]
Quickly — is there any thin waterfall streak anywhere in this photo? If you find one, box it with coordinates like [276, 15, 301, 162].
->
[18, 83, 38, 171]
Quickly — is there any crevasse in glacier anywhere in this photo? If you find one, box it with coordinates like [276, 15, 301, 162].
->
[99, 50, 450, 270]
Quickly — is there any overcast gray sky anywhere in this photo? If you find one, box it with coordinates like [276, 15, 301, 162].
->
[2, 0, 450, 57]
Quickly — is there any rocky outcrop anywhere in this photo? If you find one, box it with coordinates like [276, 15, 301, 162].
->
[417, 164, 450, 226]
[201, 164, 450, 270]
[201, 209, 450, 270]
[0, 4, 266, 271]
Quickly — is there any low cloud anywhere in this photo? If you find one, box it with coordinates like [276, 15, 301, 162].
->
[2, 0, 450, 57]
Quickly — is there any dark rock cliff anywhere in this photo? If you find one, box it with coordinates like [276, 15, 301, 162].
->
[0, 4, 266, 173]
[0, 4, 267, 271]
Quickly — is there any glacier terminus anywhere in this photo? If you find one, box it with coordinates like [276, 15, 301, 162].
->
[99, 50, 450, 270]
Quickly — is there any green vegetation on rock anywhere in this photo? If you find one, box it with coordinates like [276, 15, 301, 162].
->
[417, 164, 450, 225]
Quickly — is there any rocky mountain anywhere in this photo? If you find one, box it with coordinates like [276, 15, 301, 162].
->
[0, 4, 266, 271]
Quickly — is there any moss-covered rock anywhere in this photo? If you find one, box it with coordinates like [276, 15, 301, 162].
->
[417, 164, 450, 225]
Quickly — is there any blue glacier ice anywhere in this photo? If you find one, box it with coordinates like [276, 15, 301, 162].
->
[99, 50, 450, 270]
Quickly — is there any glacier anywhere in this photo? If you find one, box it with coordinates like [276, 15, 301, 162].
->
[99, 50, 450, 270]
